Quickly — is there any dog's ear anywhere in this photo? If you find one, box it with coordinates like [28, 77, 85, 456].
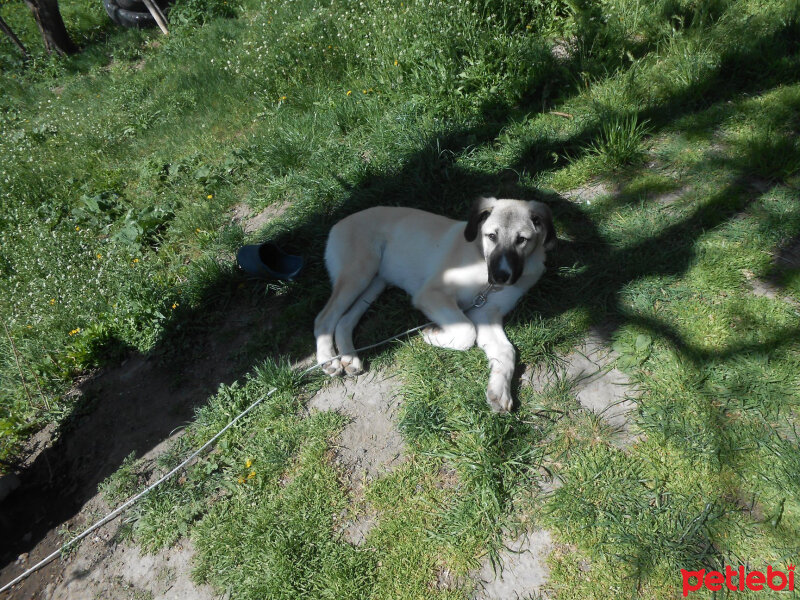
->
[529, 201, 556, 251]
[464, 196, 496, 242]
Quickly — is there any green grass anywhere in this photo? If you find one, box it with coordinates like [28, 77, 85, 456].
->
[585, 113, 652, 170]
[3, 0, 800, 597]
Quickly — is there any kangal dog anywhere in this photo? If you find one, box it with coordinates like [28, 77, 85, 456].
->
[314, 197, 556, 412]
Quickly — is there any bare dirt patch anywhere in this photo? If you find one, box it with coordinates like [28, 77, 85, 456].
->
[339, 508, 379, 546]
[231, 202, 291, 234]
[742, 268, 800, 307]
[307, 370, 405, 544]
[650, 186, 689, 208]
[308, 370, 406, 488]
[45, 507, 214, 600]
[472, 529, 554, 600]
[562, 181, 613, 205]
[525, 329, 641, 448]
[567, 179, 692, 211]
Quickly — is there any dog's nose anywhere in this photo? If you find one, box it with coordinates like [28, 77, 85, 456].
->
[493, 269, 511, 284]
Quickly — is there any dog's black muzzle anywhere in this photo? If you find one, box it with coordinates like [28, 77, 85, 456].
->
[488, 250, 522, 286]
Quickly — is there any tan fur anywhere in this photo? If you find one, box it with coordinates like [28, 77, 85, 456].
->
[314, 198, 555, 412]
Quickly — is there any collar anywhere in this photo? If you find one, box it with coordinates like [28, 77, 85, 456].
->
[472, 283, 499, 308]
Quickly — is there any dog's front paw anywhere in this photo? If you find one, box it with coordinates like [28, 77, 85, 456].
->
[486, 383, 513, 413]
[422, 324, 476, 351]
[340, 355, 364, 377]
[421, 325, 442, 346]
[320, 358, 344, 377]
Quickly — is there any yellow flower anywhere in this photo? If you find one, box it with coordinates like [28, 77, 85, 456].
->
[75, 226, 80, 231]
[247, 471, 256, 479]
[245, 458, 253, 468]
[346, 90, 352, 96]
[96, 253, 102, 259]
[49, 298, 56, 305]
[280, 95, 287, 101]
[394, 60, 398, 66]
[171, 302, 179, 310]
[207, 194, 213, 199]
[238, 476, 245, 484]
[69, 327, 81, 336]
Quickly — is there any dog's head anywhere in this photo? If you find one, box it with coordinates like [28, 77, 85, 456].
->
[464, 196, 556, 286]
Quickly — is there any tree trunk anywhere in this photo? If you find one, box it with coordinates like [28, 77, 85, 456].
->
[0, 14, 29, 60]
[22, 0, 78, 55]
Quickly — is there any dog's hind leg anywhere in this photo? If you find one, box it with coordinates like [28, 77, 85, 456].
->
[315, 271, 379, 376]
[335, 276, 386, 376]
[316, 218, 383, 376]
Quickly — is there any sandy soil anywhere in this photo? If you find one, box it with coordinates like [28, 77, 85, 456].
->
[45, 516, 216, 600]
[308, 369, 406, 545]
[473, 530, 554, 600]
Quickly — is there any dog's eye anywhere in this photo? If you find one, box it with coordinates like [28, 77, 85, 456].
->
[531, 216, 541, 227]
[516, 236, 527, 245]
[486, 233, 497, 242]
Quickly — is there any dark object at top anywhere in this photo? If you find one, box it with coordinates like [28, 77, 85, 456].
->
[103, 0, 170, 28]
[236, 242, 303, 280]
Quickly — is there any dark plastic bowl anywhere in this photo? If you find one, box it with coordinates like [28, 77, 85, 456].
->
[236, 242, 303, 280]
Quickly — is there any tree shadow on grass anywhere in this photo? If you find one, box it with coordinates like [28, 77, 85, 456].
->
[524, 110, 800, 598]
[2, 9, 800, 597]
